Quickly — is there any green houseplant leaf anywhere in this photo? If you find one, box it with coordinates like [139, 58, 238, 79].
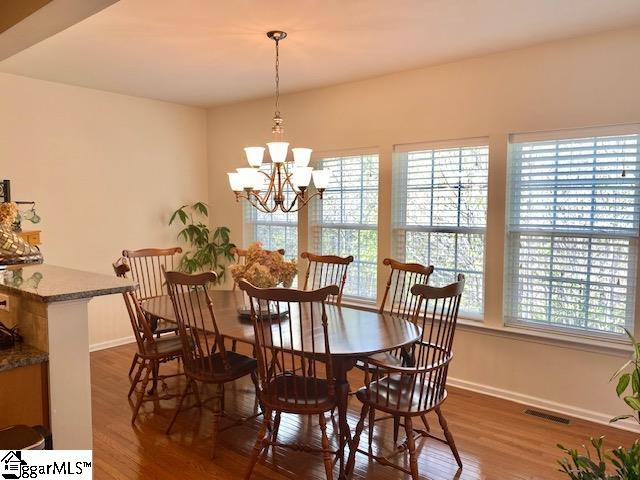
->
[169, 203, 235, 284]
[558, 332, 640, 478]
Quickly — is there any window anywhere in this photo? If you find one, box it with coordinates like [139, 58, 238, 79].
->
[392, 140, 489, 316]
[310, 152, 379, 301]
[243, 166, 298, 261]
[504, 128, 640, 337]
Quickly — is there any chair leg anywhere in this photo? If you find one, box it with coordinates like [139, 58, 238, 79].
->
[191, 379, 202, 407]
[404, 416, 419, 480]
[128, 357, 145, 398]
[318, 413, 334, 480]
[244, 407, 272, 480]
[368, 406, 376, 452]
[128, 353, 139, 377]
[420, 413, 431, 432]
[345, 402, 369, 478]
[211, 386, 222, 459]
[393, 415, 400, 445]
[272, 411, 282, 445]
[149, 359, 159, 395]
[436, 406, 462, 468]
[250, 371, 263, 415]
[231, 339, 237, 352]
[166, 380, 192, 434]
[131, 363, 151, 424]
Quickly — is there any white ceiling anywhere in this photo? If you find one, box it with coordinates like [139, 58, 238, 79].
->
[1, 0, 640, 107]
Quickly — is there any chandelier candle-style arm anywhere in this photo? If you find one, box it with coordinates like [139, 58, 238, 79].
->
[226, 30, 327, 214]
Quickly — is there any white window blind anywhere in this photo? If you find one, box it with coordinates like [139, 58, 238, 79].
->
[504, 129, 640, 337]
[310, 153, 379, 301]
[392, 141, 489, 316]
[244, 164, 298, 261]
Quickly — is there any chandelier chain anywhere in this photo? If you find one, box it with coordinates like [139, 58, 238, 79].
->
[274, 37, 280, 117]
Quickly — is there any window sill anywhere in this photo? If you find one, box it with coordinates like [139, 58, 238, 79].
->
[455, 318, 633, 356]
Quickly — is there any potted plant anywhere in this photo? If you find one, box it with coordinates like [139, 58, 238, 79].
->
[557, 329, 640, 479]
[169, 202, 235, 284]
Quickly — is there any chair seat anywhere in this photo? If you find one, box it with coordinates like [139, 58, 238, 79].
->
[0, 425, 45, 450]
[147, 315, 178, 335]
[262, 373, 335, 413]
[185, 351, 257, 382]
[142, 336, 183, 357]
[356, 374, 447, 414]
[356, 351, 404, 371]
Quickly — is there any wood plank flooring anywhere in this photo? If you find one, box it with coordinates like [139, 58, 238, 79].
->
[91, 343, 638, 479]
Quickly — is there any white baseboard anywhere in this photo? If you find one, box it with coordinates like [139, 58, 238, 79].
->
[448, 376, 640, 433]
[89, 335, 135, 352]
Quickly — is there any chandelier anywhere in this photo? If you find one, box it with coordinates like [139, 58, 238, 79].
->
[227, 31, 330, 213]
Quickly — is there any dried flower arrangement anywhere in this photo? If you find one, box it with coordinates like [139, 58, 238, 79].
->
[229, 242, 297, 288]
[0, 202, 18, 229]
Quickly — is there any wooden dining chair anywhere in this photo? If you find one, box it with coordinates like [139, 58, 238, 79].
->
[119, 248, 182, 374]
[120, 289, 183, 424]
[164, 270, 259, 458]
[346, 275, 466, 480]
[238, 279, 340, 480]
[300, 251, 353, 305]
[353, 258, 435, 431]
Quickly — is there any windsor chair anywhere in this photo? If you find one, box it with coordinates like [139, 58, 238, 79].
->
[119, 289, 183, 424]
[346, 275, 465, 480]
[120, 247, 182, 376]
[239, 279, 340, 480]
[300, 251, 353, 305]
[354, 258, 434, 437]
[164, 270, 259, 458]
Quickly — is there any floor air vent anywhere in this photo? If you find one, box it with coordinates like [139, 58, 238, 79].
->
[524, 409, 571, 425]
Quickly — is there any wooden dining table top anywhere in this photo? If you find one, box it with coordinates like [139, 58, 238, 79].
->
[141, 289, 421, 358]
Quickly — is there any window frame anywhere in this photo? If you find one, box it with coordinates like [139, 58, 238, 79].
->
[392, 138, 490, 319]
[503, 125, 640, 340]
[309, 149, 380, 303]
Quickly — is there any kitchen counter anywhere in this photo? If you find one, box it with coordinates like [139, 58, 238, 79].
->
[0, 343, 48, 372]
[0, 264, 134, 302]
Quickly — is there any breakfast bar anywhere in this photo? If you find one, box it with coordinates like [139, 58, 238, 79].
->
[0, 264, 134, 449]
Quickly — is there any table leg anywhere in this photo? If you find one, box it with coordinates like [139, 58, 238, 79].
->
[333, 357, 354, 480]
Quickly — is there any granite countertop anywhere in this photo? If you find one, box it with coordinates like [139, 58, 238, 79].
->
[0, 264, 135, 303]
[0, 343, 48, 372]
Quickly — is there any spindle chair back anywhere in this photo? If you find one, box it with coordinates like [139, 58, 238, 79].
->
[379, 258, 434, 318]
[300, 251, 353, 305]
[123, 247, 182, 300]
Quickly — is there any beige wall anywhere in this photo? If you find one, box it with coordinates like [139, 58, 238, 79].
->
[207, 27, 640, 429]
[0, 72, 208, 346]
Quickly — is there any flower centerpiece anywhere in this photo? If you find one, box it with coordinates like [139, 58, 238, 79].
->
[229, 242, 297, 318]
[230, 242, 297, 288]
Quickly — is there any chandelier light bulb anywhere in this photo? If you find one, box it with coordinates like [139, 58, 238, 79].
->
[291, 166, 313, 188]
[244, 147, 265, 167]
[312, 169, 332, 189]
[227, 172, 243, 192]
[267, 142, 289, 163]
[236, 168, 260, 189]
[292, 148, 312, 167]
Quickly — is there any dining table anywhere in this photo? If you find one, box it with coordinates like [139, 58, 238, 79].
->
[141, 289, 421, 479]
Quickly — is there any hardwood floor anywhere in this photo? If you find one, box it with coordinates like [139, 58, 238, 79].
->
[91, 343, 637, 479]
